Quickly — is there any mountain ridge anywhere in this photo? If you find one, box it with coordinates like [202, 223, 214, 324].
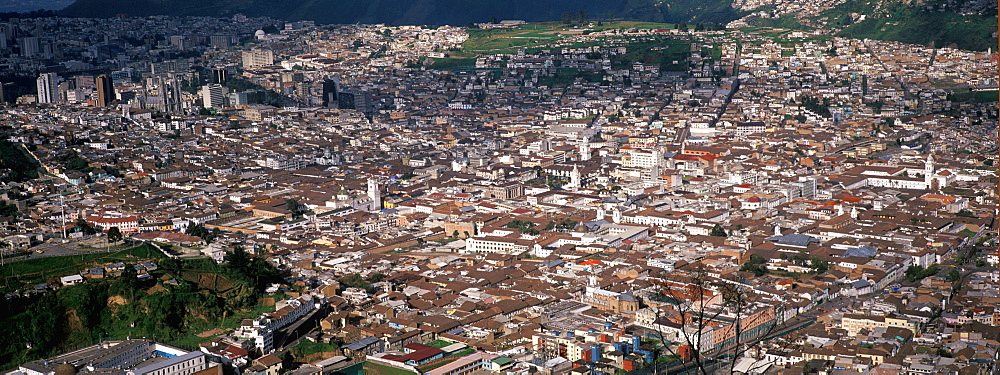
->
[58, 0, 746, 26]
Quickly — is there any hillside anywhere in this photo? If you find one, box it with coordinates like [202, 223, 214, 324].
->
[0, 244, 282, 370]
[59, 0, 746, 26]
[749, 0, 997, 51]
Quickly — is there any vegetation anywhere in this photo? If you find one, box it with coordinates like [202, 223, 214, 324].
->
[338, 273, 385, 294]
[0, 243, 282, 370]
[0, 140, 40, 183]
[185, 223, 217, 244]
[60, 0, 744, 28]
[905, 264, 939, 282]
[740, 254, 769, 276]
[753, 0, 998, 51]
[505, 219, 540, 235]
[428, 58, 476, 70]
[608, 38, 690, 71]
[709, 224, 727, 237]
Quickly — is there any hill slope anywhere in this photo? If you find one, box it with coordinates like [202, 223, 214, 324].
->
[749, 0, 997, 51]
[59, 0, 746, 26]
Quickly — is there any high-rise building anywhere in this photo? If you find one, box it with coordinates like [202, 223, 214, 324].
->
[321, 78, 339, 107]
[36, 72, 59, 104]
[211, 68, 227, 85]
[241, 49, 274, 69]
[96, 75, 115, 107]
[0, 82, 9, 104]
[202, 84, 226, 108]
[19, 36, 40, 57]
[209, 35, 233, 48]
[337, 90, 372, 113]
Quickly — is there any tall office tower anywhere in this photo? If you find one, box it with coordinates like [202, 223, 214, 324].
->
[0, 82, 8, 104]
[211, 68, 228, 85]
[96, 75, 115, 107]
[19, 36, 40, 57]
[36, 72, 59, 104]
[241, 49, 274, 69]
[321, 78, 339, 107]
[201, 84, 226, 108]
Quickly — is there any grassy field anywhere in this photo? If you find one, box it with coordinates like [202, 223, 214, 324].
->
[0, 243, 164, 293]
[951, 90, 999, 103]
[290, 339, 339, 359]
[463, 21, 676, 54]
[364, 362, 417, 375]
[429, 57, 476, 70]
[536, 69, 605, 88]
[609, 38, 691, 71]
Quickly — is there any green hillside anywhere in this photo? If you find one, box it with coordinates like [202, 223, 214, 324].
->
[753, 0, 997, 51]
[0, 244, 282, 370]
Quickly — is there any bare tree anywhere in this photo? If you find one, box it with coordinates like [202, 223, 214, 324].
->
[641, 266, 790, 375]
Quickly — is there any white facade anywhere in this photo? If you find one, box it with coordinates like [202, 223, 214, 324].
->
[36, 72, 59, 104]
[201, 84, 226, 108]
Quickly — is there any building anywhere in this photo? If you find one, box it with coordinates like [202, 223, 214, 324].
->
[235, 295, 318, 353]
[337, 90, 371, 113]
[96, 74, 115, 107]
[17, 340, 207, 375]
[36, 72, 59, 104]
[19, 36, 40, 57]
[367, 178, 381, 211]
[321, 78, 339, 107]
[242, 49, 274, 69]
[211, 68, 228, 85]
[202, 84, 226, 108]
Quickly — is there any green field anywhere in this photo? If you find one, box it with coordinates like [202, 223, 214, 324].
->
[429, 57, 476, 70]
[536, 69, 605, 88]
[463, 21, 676, 54]
[609, 38, 691, 71]
[1, 243, 164, 293]
[951, 90, 999, 103]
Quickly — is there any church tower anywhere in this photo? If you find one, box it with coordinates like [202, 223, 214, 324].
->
[580, 140, 591, 161]
[570, 164, 582, 191]
[924, 154, 934, 189]
[367, 178, 381, 211]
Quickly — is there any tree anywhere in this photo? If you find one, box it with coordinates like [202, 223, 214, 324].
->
[76, 218, 97, 235]
[650, 267, 787, 375]
[709, 224, 727, 237]
[286, 199, 302, 218]
[107, 226, 123, 243]
[946, 269, 960, 283]
[740, 254, 769, 276]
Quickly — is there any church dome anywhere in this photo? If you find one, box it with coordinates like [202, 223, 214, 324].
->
[55, 363, 77, 375]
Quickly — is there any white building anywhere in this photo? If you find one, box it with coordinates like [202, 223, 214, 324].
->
[242, 49, 274, 69]
[36, 72, 59, 104]
[201, 84, 226, 108]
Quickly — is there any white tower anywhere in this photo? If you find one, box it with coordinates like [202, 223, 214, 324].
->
[612, 208, 622, 224]
[580, 140, 591, 161]
[923, 154, 934, 188]
[36, 72, 59, 104]
[367, 178, 381, 211]
[570, 165, 582, 191]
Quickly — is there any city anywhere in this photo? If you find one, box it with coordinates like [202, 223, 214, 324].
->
[0, 7, 996, 375]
